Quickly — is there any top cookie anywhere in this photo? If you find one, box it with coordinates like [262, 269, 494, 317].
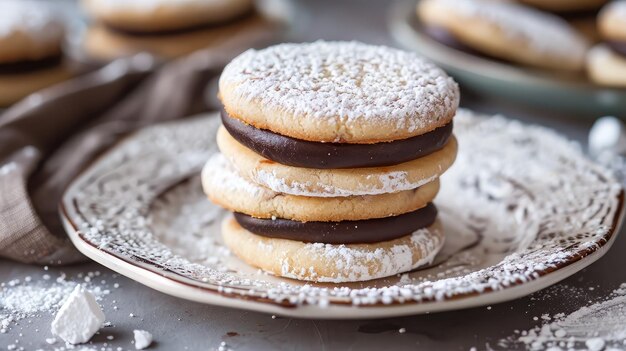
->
[82, 0, 254, 33]
[0, 1, 64, 64]
[598, 1, 626, 41]
[418, 0, 589, 72]
[219, 41, 459, 144]
[517, 0, 608, 13]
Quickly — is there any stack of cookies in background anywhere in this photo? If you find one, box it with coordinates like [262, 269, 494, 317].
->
[417, 0, 590, 73]
[519, 0, 608, 43]
[80, 0, 263, 60]
[0, 1, 71, 106]
[203, 41, 459, 283]
[587, 1, 626, 88]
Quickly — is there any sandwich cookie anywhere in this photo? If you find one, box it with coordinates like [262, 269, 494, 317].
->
[587, 1, 626, 87]
[218, 41, 458, 144]
[216, 124, 457, 197]
[207, 41, 459, 282]
[81, 0, 261, 60]
[0, 1, 70, 106]
[221, 216, 444, 283]
[418, 0, 589, 72]
[202, 153, 441, 222]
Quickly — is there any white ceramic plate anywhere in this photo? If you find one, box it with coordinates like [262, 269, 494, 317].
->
[389, 0, 626, 116]
[60, 110, 624, 319]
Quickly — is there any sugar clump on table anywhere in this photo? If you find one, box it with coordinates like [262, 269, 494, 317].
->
[0, 270, 113, 335]
[134, 329, 153, 349]
[51, 284, 105, 344]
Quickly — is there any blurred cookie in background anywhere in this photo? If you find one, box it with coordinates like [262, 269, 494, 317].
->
[587, 1, 626, 87]
[517, 0, 607, 43]
[566, 16, 602, 43]
[517, 0, 607, 13]
[417, 0, 589, 72]
[82, 14, 274, 60]
[82, 0, 253, 33]
[0, 1, 72, 106]
[80, 0, 283, 61]
[598, 0, 626, 46]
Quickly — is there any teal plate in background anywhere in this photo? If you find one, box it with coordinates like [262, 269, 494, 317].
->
[389, 0, 626, 117]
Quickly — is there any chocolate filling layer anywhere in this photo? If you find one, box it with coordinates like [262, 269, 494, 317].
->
[0, 55, 62, 75]
[221, 111, 453, 169]
[423, 26, 481, 56]
[423, 25, 509, 64]
[554, 8, 600, 20]
[607, 41, 626, 57]
[233, 203, 438, 244]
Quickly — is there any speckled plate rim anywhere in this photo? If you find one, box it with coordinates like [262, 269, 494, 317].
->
[62, 217, 622, 319]
[59, 115, 625, 320]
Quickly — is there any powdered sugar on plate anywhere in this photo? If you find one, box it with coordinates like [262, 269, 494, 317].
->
[59, 110, 623, 315]
[271, 225, 443, 283]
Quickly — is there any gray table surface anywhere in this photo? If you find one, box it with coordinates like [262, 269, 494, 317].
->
[0, 0, 621, 350]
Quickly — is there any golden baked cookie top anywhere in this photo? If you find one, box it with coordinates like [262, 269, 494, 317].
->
[218, 41, 459, 143]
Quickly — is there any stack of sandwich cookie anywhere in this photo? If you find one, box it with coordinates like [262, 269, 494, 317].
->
[81, 0, 259, 60]
[0, 1, 70, 106]
[418, 0, 589, 72]
[587, 1, 626, 87]
[202, 41, 459, 283]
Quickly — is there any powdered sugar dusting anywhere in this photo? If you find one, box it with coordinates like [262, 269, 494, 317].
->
[0, 1, 63, 43]
[603, 1, 626, 23]
[271, 226, 443, 283]
[60, 111, 622, 312]
[434, 0, 588, 60]
[252, 168, 437, 197]
[220, 41, 459, 140]
[202, 153, 269, 199]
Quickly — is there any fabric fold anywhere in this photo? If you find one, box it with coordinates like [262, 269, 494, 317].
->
[0, 33, 274, 264]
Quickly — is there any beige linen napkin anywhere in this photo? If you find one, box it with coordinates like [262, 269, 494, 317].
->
[0, 35, 274, 265]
